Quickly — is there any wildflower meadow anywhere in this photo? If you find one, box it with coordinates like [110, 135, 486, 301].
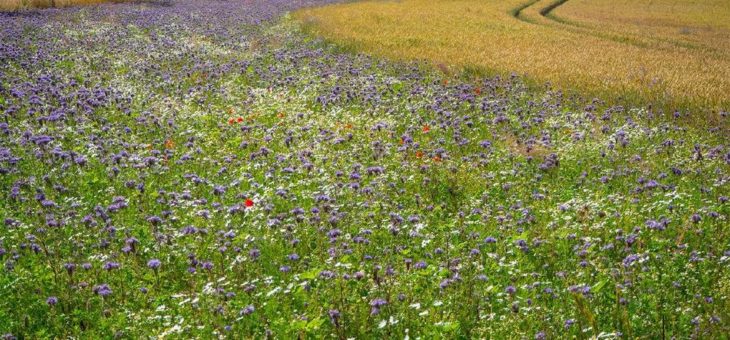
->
[0, 0, 728, 338]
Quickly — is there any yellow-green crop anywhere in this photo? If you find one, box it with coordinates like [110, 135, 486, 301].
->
[295, 0, 730, 109]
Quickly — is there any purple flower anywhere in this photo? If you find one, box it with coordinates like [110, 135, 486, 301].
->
[564, 319, 575, 329]
[46, 296, 58, 306]
[440, 279, 451, 289]
[328, 309, 341, 326]
[622, 254, 640, 267]
[63, 262, 76, 275]
[691, 213, 701, 223]
[370, 298, 387, 315]
[146, 216, 163, 225]
[241, 305, 255, 315]
[319, 270, 337, 280]
[147, 259, 161, 270]
[93, 284, 112, 297]
[103, 262, 120, 271]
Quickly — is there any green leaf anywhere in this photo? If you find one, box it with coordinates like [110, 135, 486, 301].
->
[592, 279, 608, 293]
[306, 317, 325, 331]
[437, 321, 460, 332]
[300, 268, 321, 280]
[291, 320, 307, 331]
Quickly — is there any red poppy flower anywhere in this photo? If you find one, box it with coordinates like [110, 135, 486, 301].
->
[422, 125, 431, 133]
[244, 199, 254, 208]
[415, 151, 424, 158]
[237, 117, 244, 123]
[228, 118, 235, 125]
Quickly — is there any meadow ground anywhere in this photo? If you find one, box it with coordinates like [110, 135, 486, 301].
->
[0, 0, 132, 11]
[0, 0, 728, 338]
[295, 0, 730, 110]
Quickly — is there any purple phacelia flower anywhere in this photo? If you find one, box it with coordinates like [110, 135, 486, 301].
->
[147, 259, 161, 270]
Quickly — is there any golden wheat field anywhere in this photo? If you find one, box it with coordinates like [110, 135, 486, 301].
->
[553, 0, 730, 53]
[295, 0, 730, 109]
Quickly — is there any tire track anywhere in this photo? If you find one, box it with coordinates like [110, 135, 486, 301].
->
[510, 0, 719, 54]
[509, 0, 540, 22]
[539, 0, 567, 17]
[510, 0, 560, 23]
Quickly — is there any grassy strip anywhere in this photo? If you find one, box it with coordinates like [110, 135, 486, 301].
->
[0, 0, 145, 11]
